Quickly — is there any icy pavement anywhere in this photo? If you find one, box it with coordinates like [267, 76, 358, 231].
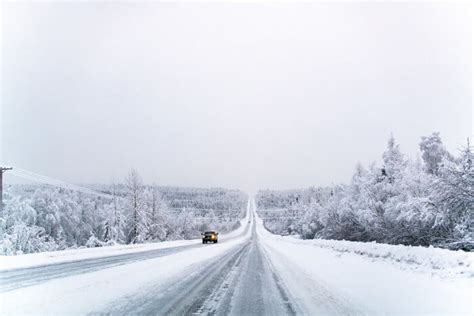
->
[0, 198, 472, 315]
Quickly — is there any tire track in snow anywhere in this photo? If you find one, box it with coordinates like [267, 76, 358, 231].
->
[203, 217, 296, 316]
[98, 241, 250, 315]
[98, 213, 297, 316]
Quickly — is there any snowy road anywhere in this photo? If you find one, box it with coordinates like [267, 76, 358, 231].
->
[103, 216, 296, 315]
[1, 199, 472, 315]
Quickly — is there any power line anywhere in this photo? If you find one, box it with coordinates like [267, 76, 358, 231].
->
[6, 166, 115, 199]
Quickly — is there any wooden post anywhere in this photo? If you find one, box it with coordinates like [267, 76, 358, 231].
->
[0, 167, 12, 211]
[0, 170, 2, 210]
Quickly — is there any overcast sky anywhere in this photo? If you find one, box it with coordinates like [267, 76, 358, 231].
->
[1, 2, 472, 192]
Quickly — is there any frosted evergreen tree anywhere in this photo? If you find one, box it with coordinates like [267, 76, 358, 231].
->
[145, 185, 168, 241]
[382, 134, 406, 183]
[419, 132, 452, 176]
[125, 169, 147, 244]
[103, 183, 126, 243]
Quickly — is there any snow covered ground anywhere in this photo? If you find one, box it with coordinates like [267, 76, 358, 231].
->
[276, 234, 473, 278]
[256, 199, 473, 315]
[0, 239, 199, 271]
[0, 198, 472, 315]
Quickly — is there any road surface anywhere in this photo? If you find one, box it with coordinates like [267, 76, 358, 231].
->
[0, 199, 471, 315]
[102, 215, 297, 315]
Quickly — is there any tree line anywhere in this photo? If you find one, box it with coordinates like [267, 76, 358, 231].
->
[257, 132, 473, 251]
[0, 171, 247, 255]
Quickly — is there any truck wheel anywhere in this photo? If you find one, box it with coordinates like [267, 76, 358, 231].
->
[214, 240, 217, 243]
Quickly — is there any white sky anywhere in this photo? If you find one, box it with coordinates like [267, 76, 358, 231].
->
[1, 2, 472, 192]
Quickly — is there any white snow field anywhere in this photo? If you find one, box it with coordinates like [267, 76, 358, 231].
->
[0, 198, 472, 315]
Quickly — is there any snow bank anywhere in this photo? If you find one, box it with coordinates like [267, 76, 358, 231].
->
[0, 239, 197, 271]
[279, 236, 473, 278]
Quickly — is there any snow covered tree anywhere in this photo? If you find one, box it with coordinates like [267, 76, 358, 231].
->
[103, 183, 126, 243]
[172, 207, 197, 240]
[0, 196, 56, 254]
[432, 140, 474, 250]
[382, 134, 406, 183]
[77, 197, 96, 245]
[145, 185, 168, 241]
[125, 169, 147, 244]
[419, 132, 452, 176]
[298, 200, 325, 239]
[385, 159, 436, 245]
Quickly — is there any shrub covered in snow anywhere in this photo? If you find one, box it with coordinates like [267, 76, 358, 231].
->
[85, 235, 104, 248]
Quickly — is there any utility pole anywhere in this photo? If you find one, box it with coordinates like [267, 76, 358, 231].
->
[0, 166, 13, 211]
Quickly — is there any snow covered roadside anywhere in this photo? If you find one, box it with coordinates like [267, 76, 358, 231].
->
[0, 201, 250, 272]
[0, 220, 252, 314]
[255, 202, 473, 314]
[275, 236, 473, 278]
[0, 239, 198, 272]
